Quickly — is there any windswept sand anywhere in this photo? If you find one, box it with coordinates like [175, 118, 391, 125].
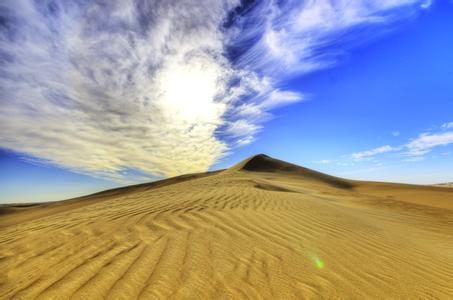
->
[1, 154, 452, 299]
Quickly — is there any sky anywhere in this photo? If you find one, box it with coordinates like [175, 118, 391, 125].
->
[1, 0, 452, 203]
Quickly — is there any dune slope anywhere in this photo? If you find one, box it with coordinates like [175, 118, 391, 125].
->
[1, 154, 452, 299]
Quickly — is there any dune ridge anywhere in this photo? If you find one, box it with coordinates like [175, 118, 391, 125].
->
[1, 154, 452, 299]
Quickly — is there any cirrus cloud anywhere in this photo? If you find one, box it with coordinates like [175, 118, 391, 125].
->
[352, 145, 399, 160]
[405, 131, 453, 158]
[0, 0, 430, 181]
[349, 127, 453, 162]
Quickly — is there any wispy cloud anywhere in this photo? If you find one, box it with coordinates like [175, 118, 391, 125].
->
[351, 145, 398, 160]
[0, 0, 429, 180]
[1, 0, 237, 180]
[420, 0, 433, 9]
[228, 0, 429, 76]
[392, 131, 401, 137]
[314, 159, 331, 164]
[441, 122, 453, 129]
[349, 126, 453, 162]
[405, 131, 453, 158]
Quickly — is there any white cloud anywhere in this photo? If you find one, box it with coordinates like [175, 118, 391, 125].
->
[420, 0, 433, 9]
[0, 0, 429, 181]
[230, 0, 427, 76]
[259, 90, 303, 110]
[404, 156, 425, 162]
[235, 136, 255, 146]
[441, 122, 453, 129]
[405, 132, 453, 158]
[336, 162, 353, 167]
[392, 131, 400, 137]
[224, 119, 261, 137]
[0, 0, 241, 180]
[351, 145, 397, 160]
[349, 127, 453, 163]
[315, 159, 331, 164]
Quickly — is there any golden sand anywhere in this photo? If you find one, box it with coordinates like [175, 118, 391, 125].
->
[1, 154, 452, 299]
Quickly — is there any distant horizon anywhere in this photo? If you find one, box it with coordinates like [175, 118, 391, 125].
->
[1, 0, 453, 203]
[1, 152, 452, 205]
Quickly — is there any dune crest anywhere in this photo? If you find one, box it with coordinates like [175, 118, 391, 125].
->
[1, 154, 452, 298]
[228, 154, 353, 189]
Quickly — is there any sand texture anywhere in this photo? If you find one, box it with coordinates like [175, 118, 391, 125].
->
[1, 154, 452, 299]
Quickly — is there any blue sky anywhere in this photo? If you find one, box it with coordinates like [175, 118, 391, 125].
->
[1, 0, 453, 203]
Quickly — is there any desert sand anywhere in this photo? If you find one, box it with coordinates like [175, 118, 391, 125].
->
[1, 154, 452, 299]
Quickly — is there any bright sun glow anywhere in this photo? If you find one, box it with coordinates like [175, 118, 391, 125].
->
[160, 63, 225, 123]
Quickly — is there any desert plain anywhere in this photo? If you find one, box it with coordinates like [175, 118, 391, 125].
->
[1, 154, 452, 299]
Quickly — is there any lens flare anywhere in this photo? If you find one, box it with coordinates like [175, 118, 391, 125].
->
[308, 254, 324, 269]
[314, 256, 324, 269]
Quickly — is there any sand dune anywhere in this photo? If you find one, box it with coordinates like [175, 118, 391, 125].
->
[1, 154, 452, 299]
[434, 182, 453, 188]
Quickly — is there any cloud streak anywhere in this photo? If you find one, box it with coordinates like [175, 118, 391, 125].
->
[405, 131, 453, 158]
[228, 0, 429, 76]
[0, 0, 430, 181]
[351, 145, 399, 160]
[441, 122, 453, 129]
[350, 126, 453, 162]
